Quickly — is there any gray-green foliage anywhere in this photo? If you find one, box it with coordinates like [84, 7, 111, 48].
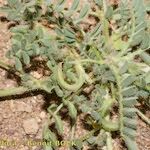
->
[0, 0, 150, 150]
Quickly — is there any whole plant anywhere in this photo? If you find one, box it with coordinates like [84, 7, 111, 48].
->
[0, 0, 150, 150]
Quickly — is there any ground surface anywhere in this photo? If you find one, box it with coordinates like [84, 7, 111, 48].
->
[0, 0, 150, 150]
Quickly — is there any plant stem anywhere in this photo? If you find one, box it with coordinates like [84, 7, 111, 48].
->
[0, 60, 22, 77]
[54, 103, 64, 115]
[111, 66, 124, 136]
[103, 0, 107, 14]
[0, 86, 29, 97]
[106, 132, 113, 150]
[70, 124, 76, 140]
[136, 109, 150, 125]
[69, 123, 76, 150]
[0, 60, 10, 70]
[69, 59, 104, 65]
[105, 116, 113, 150]
[79, 129, 99, 141]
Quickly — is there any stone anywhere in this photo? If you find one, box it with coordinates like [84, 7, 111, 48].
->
[23, 118, 39, 135]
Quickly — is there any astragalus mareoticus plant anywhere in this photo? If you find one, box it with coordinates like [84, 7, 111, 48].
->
[0, 0, 150, 150]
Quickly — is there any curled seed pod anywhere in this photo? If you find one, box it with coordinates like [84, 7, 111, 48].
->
[56, 61, 85, 91]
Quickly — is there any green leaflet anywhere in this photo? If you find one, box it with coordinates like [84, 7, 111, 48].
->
[54, 114, 64, 135]
[70, 0, 80, 11]
[55, 0, 66, 12]
[122, 97, 138, 106]
[105, 6, 114, 19]
[145, 73, 150, 84]
[75, 4, 89, 24]
[37, 26, 44, 39]
[79, 4, 89, 19]
[91, 111, 101, 121]
[123, 108, 137, 117]
[119, 61, 128, 74]
[10, 25, 28, 33]
[8, 0, 18, 7]
[66, 70, 78, 83]
[74, 139, 83, 150]
[123, 136, 138, 150]
[54, 86, 64, 97]
[66, 101, 77, 119]
[13, 33, 24, 41]
[94, 0, 102, 6]
[43, 145, 53, 150]
[65, 37, 76, 43]
[15, 57, 23, 71]
[122, 86, 137, 97]
[123, 117, 137, 129]
[146, 2, 150, 12]
[87, 131, 106, 147]
[64, 28, 76, 39]
[121, 74, 136, 88]
[80, 104, 91, 113]
[89, 23, 101, 38]
[140, 52, 150, 65]
[56, 0, 66, 6]
[43, 126, 57, 149]
[22, 51, 30, 65]
[87, 136, 96, 144]
[122, 127, 137, 138]
[141, 33, 150, 49]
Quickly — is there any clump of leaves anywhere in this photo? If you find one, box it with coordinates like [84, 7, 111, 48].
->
[0, 0, 150, 150]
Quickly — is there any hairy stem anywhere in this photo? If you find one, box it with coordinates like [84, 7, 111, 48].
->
[54, 103, 64, 115]
[105, 115, 113, 150]
[136, 109, 150, 125]
[69, 59, 104, 65]
[0, 60, 11, 70]
[103, 0, 107, 14]
[106, 132, 113, 150]
[69, 123, 76, 150]
[111, 66, 124, 136]
[0, 86, 29, 97]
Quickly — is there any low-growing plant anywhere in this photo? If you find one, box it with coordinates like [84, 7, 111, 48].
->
[0, 0, 150, 150]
